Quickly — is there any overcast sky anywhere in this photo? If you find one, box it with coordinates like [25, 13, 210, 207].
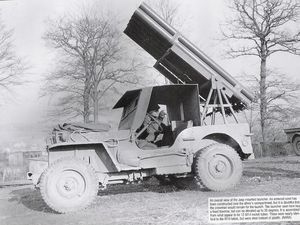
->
[0, 0, 299, 130]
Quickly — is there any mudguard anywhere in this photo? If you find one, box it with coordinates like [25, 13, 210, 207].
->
[174, 123, 253, 156]
[48, 141, 121, 173]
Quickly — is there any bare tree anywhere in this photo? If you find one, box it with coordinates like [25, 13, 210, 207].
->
[239, 70, 300, 142]
[222, 0, 300, 142]
[42, 59, 86, 120]
[43, 13, 141, 123]
[0, 16, 26, 96]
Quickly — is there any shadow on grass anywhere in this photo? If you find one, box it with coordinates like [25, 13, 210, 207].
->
[98, 177, 210, 196]
[8, 187, 58, 214]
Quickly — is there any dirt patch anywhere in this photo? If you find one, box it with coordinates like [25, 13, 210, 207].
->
[1, 156, 300, 225]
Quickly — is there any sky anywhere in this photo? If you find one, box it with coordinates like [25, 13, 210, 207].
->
[0, 0, 299, 144]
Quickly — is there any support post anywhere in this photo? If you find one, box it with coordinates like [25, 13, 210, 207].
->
[216, 84, 227, 124]
[200, 79, 238, 125]
[221, 89, 239, 123]
[200, 87, 213, 125]
[211, 92, 217, 125]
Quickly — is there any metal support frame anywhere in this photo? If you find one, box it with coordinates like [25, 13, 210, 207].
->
[155, 46, 240, 126]
[200, 79, 239, 125]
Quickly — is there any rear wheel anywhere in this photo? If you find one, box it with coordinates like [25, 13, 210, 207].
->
[194, 144, 242, 191]
[40, 158, 98, 213]
[292, 136, 300, 156]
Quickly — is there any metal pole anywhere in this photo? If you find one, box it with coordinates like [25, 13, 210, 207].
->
[211, 92, 217, 125]
[201, 86, 213, 125]
[221, 89, 239, 123]
[217, 86, 227, 124]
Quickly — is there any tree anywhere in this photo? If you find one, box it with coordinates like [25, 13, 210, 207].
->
[42, 59, 87, 121]
[222, 0, 300, 142]
[43, 13, 141, 123]
[239, 71, 300, 142]
[0, 16, 26, 97]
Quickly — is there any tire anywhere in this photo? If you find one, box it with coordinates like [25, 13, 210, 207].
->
[292, 136, 300, 156]
[194, 144, 242, 191]
[40, 157, 98, 213]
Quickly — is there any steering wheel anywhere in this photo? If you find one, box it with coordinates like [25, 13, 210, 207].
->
[146, 113, 163, 133]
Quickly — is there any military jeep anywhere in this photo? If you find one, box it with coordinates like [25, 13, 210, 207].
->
[29, 84, 253, 213]
[27, 3, 254, 213]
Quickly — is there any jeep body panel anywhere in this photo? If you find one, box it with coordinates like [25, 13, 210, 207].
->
[117, 123, 252, 168]
[45, 121, 252, 177]
[48, 142, 120, 173]
[179, 123, 253, 154]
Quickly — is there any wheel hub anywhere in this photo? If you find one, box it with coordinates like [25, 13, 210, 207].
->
[63, 179, 76, 192]
[56, 170, 86, 199]
[208, 154, 233, 179]
[215, 161, 226, 172]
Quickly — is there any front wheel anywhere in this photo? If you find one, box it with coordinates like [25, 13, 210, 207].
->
[39, 158, 98, 213]
[292, 136, 300, 156]
[194, 144, 242, 191]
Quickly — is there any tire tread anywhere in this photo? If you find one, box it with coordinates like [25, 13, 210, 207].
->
[194, 143, 242, 191]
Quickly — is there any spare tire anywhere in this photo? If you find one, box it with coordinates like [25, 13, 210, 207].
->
[194, 144, 242, 191]
[40, 157, 98, 213]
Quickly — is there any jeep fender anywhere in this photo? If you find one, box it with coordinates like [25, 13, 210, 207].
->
[174, 123, 253, 156]
[48, 142, 120, 173]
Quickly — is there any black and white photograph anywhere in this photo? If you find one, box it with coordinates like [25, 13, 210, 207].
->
[0, 0, 300, 224]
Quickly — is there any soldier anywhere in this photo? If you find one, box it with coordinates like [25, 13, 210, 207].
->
[138, 109, 173, 148]
[154, 110, 173, 147]
[136, 105, 160, 149]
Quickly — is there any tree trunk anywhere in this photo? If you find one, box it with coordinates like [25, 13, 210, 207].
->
[260, 56, 267, 143]
[83, 60, 91, 123]
[93, 89, 99, 123]
[83, 88, 90, 123]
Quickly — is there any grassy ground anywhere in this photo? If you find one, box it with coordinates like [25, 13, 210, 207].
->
[1, 156, 300, 225]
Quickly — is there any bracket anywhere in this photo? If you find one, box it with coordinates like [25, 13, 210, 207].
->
[200, 78, 239, 125]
